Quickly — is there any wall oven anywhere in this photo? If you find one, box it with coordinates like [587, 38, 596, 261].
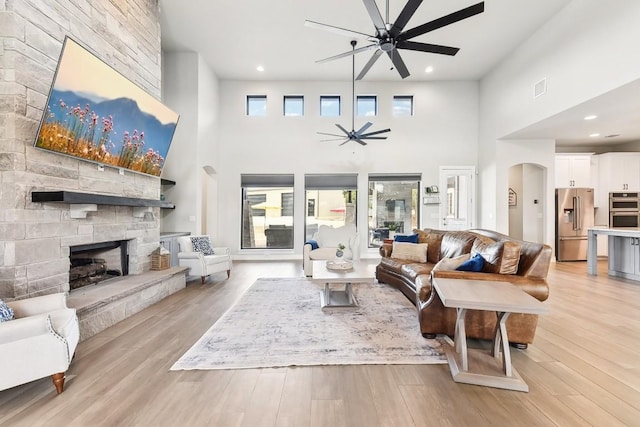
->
[610, 211, 640, 228]
[610, 192, 640, 211]
[610, 192, 640, 227]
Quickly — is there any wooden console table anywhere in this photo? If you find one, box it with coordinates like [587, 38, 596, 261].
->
[432, 278, 548, 392]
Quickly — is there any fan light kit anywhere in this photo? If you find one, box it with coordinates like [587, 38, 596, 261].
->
[316, 40, 391, 146]
[305, 0, 485, 80]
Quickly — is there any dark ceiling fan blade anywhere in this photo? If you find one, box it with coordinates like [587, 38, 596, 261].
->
[321, 138, 349, 142]
[387, 50, 410, 79]
[362, 0, 387, 35]
[356, 122, 373, 134]
[335, 124, 351, 135]
[355, 138, 368, 146]
[398, 2, 485, 42]
[397, 40, 459, 56]
[339, 139, 351, 146]
[304, 20, 376, 41]
[360, 136, 388, 140]
[356, 49, 383, 80]
[318, 132, 347, 137]
[361, 128, 391, 137]
[390, 0, 423, 37]
[316, 44, 377, 64]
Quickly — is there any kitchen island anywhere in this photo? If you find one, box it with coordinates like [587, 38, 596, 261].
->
[587, 227, 640, 281]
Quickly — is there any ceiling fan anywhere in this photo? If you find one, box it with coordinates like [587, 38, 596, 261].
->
[318, 40, 391, 146]
[305, 0, 485, 80]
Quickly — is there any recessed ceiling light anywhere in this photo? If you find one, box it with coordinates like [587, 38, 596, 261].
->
[256, 65, 265, 72]
[589, 133, 600, 137]
[584, 115, 597, 120]
[425, 66, 434, 73]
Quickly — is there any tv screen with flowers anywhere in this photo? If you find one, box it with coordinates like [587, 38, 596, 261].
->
[34, 36, 179, 177]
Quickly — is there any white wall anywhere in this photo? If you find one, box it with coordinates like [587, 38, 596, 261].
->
[479, 0, 640, 242]
[508, 165, 523, 239]
[197, 57, 220, 235]
[162, 52, 220, 236]
[215, 80, 479, 257]
[522, 164, 545, 243]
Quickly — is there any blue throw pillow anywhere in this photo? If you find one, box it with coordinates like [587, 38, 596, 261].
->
[0, 299, 14, 323]
[456, 254, 485, 272]
[305, 239, 319, 250]
[394, 233, 419, 243]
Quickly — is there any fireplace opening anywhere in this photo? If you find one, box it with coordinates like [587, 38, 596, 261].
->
[70, 240, 129, 291]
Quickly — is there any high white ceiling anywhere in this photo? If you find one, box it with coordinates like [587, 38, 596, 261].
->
[159, 0, 640, 148]
[159, 0, 571, 82]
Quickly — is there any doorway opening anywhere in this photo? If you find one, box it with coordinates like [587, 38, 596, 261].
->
[508, 163, 545, 243]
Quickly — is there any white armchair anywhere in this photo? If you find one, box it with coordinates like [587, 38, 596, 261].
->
[0, 293, 79, 394]
[177, 235, 232, 284]
[303, 224, 360, 276]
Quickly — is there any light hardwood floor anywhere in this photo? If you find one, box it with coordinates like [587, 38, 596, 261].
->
[1, 259, 639, 426]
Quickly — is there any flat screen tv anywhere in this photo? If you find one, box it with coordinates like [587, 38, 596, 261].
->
[34, 36, 179, 177]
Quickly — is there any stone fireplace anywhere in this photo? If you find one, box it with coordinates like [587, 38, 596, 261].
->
[0, 0, 169, 302]
[0, 176, 168, 299]
[0, 0, 190, 341]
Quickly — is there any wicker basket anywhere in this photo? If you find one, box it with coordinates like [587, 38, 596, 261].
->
[151, 253, 170, 270]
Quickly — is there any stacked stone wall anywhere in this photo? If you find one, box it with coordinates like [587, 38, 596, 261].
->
[0, 0, 163, 299]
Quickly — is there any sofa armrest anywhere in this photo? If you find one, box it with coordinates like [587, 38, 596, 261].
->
[210, 247, 231, 256]
[303, 243, 313, 257]
[0, 314, 53, 342]
[7, 293, 67, 318]
[379, 242, 393, 258]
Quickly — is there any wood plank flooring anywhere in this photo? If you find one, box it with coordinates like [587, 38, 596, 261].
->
[1, 259, 639, 426]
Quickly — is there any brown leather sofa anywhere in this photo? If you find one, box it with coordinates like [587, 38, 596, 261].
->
[376, 229, 552, 348]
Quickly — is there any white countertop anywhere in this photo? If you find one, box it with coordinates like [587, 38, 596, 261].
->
[588, 227, 640, 236]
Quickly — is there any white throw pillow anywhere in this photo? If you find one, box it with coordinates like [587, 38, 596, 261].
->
[432, 253, 471, 271]
[191, 236, 215, 255]
[316, 224, 356, 248]
[391, 242, 428, 263]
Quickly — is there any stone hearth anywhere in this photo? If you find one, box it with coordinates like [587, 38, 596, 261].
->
[68, 266, 188, 341]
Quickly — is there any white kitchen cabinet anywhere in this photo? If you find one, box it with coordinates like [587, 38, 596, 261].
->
[555, 155, 591, 188]
[598, 152, 640, 191]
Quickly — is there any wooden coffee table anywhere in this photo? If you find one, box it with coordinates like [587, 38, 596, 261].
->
[311, 260, 376, 309]
[432, 277, 548, 392]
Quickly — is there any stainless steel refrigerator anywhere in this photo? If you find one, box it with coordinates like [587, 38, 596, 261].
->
[555, 188, 595, 261]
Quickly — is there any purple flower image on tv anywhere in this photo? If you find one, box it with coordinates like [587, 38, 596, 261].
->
[34, 37, 179, 177]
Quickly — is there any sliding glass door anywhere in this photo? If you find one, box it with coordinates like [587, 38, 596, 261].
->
[368, 174, 421, 247]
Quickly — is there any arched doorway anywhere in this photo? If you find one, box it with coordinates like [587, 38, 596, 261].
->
[508, 163, 545, 243]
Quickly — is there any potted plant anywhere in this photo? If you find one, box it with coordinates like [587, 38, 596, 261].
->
[336, 243, 346, 259]
[387, 223, 397, 239]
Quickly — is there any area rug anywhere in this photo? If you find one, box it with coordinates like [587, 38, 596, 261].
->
[170, 277, 446, 370]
